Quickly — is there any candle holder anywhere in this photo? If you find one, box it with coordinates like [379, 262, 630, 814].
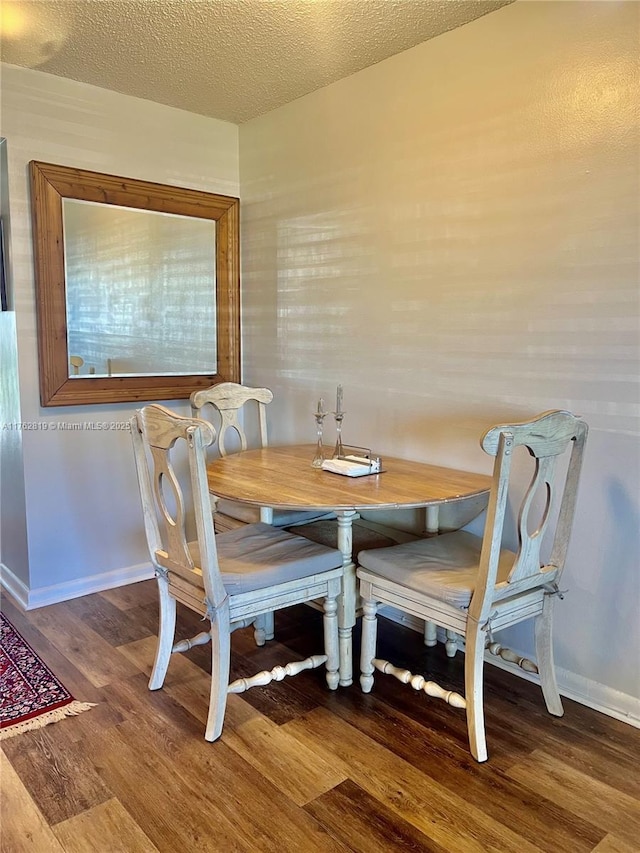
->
[332, 411, 345, 459]
[311, 410, 328, 468]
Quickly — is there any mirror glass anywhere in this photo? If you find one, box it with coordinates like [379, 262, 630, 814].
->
[29, 161, 240, 406]
[64, 200, 217, 378]
[0, 138, 10, 311]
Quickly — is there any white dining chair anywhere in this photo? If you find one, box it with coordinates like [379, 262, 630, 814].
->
[191, 382, 332, 531]
[357, 410, 588, 762]
[130, 404, 344, 742]
[191, 382, 335, 643]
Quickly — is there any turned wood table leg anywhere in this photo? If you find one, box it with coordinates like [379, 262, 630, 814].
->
[259, 506, 276, 640]
[336, 509, 358, 687]
[423, 505, 440, 646]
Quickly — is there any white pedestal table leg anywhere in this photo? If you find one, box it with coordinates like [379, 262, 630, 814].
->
[423, 504, 440, 646]
[259, 506, 275, 639]
[336, 509, 358, 687]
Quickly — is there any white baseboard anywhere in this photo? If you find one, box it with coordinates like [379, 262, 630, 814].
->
[0, 561, 155, 610]
[0, 563, 30, 609]
[380, 605, 640, 730]
[486, 652, 640, 728]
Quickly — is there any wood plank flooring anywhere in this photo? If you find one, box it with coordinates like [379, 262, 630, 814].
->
[2, 581, 638, 853]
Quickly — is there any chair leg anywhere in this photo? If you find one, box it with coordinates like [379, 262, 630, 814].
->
[424, 620, 437, 647]
[360, 598, 378, 693]
[445, 629, 458, 658]
[253, 611, 276, 646]
[464, 624, 488, 762]
[323, 595, 340, 690]
[149, 574, 176, 690]
[535, 595, 564, 717]
[264, 611, 275, 641]
[204, 600, 232, 742]
[253, 614, 267, 646]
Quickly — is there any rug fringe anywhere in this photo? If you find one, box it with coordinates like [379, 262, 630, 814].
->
[0, 701, 97, 741]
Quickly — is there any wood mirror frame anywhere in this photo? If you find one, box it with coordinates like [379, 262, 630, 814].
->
[29, 161, 240, 406]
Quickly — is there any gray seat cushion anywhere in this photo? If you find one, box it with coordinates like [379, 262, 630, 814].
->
[189, 522, 343, 596]
[357, 530, 516, 609]
[216, 498, 332, 528]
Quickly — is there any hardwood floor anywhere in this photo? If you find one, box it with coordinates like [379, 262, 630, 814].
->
[2, 581, 638, 853]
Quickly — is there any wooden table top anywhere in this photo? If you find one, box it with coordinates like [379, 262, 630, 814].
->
[206, 444, 492, 512]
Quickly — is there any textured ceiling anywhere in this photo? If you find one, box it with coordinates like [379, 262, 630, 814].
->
[1, 0, 514, 124]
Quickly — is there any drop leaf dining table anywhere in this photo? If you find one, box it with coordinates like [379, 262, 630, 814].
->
[207, 444, 492, 686]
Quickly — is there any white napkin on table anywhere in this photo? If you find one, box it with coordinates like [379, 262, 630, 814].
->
[321, 456, 380, 477]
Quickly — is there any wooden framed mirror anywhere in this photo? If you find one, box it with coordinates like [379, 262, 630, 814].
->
[29, 161, 240, 406]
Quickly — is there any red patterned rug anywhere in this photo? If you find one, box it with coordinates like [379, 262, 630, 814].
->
[0, 612, 95, 740]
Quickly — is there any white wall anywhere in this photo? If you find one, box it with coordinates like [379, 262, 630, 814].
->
[0, 64, 239, 600]
[239, 0, 639, 718]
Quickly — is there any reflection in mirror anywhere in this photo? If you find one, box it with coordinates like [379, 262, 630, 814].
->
[64, 200, 217, 378]
[0, 138, 11, 311]
[29, 161, 240, 406]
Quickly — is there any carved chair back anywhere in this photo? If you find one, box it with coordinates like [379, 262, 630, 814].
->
[131, 404, 227, 613]
[190, 382, 273, 457]
[469, 409, 588, 628]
